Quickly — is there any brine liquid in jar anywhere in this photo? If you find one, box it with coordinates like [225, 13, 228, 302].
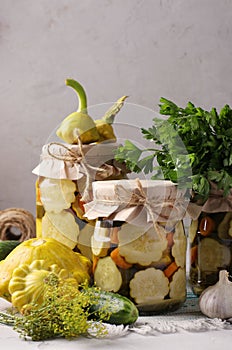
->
[189, 211, 232, 296]
[92, 219, 187, 315]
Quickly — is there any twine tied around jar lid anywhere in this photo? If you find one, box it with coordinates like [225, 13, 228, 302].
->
[47, 142, 83, 163]
[32, 132, 129, 200]
[114, 179, 174, 241]
[84, 178, 189, 240]
[47, 138, 106, 202]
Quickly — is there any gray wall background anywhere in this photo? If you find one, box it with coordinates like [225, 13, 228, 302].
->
[1, 0, 232, 215]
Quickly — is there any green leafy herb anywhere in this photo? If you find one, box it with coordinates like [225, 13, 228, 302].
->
[0, 276, 112, 341]
[115, 97, 232, 201]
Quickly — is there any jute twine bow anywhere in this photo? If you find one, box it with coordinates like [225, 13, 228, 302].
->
[47, 142, 83, 164]
[47, 139, 105, 202]
[114, 179, 176, 241]
[0, 208, 36, 241]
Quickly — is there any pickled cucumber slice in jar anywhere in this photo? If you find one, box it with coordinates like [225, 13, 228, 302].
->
[94, 256, 122, 292]
[171, 221, 186, 268]
[91, 221, 111, 257]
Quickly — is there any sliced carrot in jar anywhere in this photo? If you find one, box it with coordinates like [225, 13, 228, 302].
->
[199, 216, 215, 236]
[190, 245, 198, 265]
[92, 255, 99, 274]
[110, 247, 133, 269]
[77, 194, 86, 213]
[164, 261, 178, 279]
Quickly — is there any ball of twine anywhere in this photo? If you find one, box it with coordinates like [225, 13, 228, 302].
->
[0, 208, 36, 242]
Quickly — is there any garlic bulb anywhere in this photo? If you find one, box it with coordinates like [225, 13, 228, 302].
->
[199, 270, 232, 319]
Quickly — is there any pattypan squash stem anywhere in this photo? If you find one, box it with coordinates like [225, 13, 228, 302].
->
[101, 95, 128, 124]
[66, 79, 88, 113]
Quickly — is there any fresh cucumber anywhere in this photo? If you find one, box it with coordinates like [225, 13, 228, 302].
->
[89, 290, 139, 325]
[0, 240, 20, 261]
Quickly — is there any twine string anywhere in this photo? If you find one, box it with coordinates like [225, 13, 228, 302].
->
[114, 179, 172, 241]
[47, 140, 105, 202]
[47, 142, 83, 163]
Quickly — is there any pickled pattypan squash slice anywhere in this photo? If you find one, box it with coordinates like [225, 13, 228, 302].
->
[169, 268, 186, 299]
[197, 237, 231, 272]
[129, 268, 169, 304]
[8, 259, 78, 313]
[118, 225, 167, 266]
[41, 210, 79, 249]
[171, 222, 187, 268]
[39, 178, 76, 213]
[94, 256, 122, 292]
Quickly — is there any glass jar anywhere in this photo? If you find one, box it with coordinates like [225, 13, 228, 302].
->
[91, 218, 187, 315]
[189, 211, 232, 296]
[32, 142, 128, 249]
[84, 179, 189, 315]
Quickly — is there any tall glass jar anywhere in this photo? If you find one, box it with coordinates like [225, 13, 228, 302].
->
[32, 142, 128, 249]
[84, 179, 189, 315]
[189, 211, 232, 296]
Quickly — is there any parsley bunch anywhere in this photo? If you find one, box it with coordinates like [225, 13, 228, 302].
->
[115, 97, 232, 202]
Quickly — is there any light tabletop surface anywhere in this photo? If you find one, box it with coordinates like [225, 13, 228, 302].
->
[1, 293, 232, 350]
[1, 321, 232, 350]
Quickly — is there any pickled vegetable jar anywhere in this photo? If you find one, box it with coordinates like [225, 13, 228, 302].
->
[32, 142, 128, 249]
[84, 179, 189, 315]
[189, 211, 232, 296]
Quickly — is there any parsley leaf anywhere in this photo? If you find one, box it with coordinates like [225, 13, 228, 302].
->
[115, 98, 232, 201]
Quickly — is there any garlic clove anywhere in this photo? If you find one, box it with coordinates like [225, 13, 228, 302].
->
[199, 270, 232, 319]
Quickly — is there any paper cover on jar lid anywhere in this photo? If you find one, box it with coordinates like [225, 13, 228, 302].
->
[32, 141, 127, 180]
[187, 182, 232, 221]
[84, 179, 189, 226]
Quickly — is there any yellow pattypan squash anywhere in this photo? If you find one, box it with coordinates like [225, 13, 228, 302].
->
[94, 95, 128, 143]
[8, 259, 78, 313]
[0, 237, 91, 301]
